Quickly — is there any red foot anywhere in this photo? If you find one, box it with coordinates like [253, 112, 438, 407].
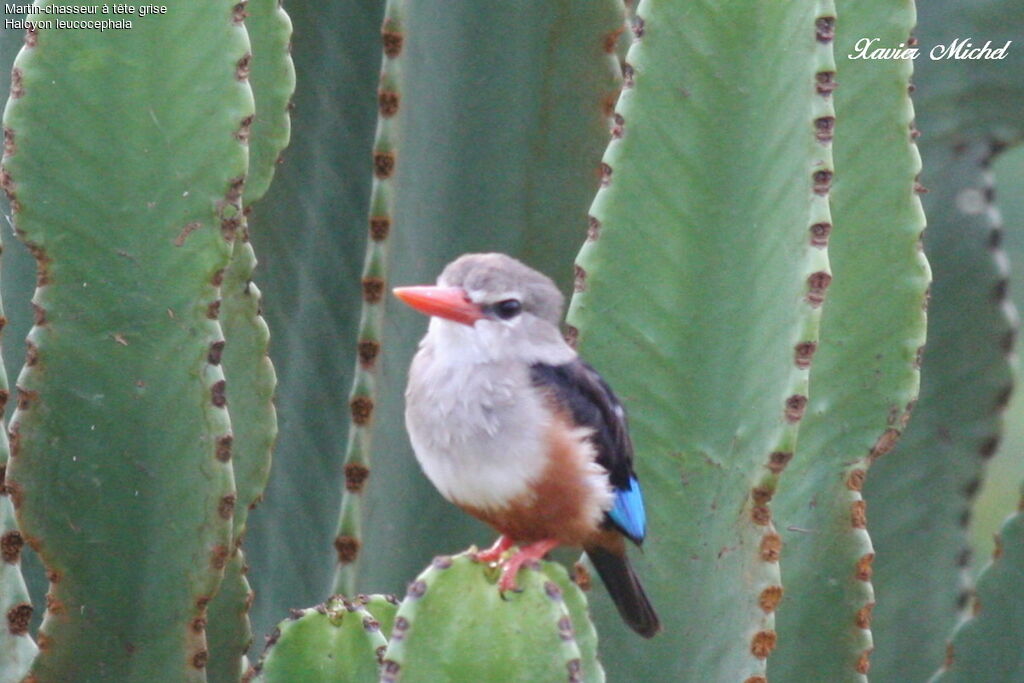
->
[497, 539, 560, 593]
[474, 535, 514, 564]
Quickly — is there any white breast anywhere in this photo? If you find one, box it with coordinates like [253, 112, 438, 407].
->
[403, 324, 553, 510]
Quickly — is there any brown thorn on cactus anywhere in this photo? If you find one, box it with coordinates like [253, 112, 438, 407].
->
[622, 63, 635, 88]
[350, 396, 374, 425]
[344, 463, 370, 493]
[407, 580, 427, 599]
[794, 341, 817, 368]
[335, 535, 361, 564]
[236, 53, 252, 81]
[558, 615, 574, 641]
[432, 555, 453, 569]
[374, 151, 396, 179]
[851, 500, 867, 528]
[979, 435, 1000, 459]
[382, 29, 404, 58]
[2, 129, 13, 158]
[0, 167, 14, 200]
[16, 387, 36, 411]
[806, 271, 832, 307]
[847, 469, 866, 491]
[611, 113, 625, 139]
[381, 660, 401, 682]
[587, 215, 601, 241]
[211, 379, 227, 408]
[599, 162, 613, 187]
[812, 169, 833, 195]
[362, 276, 385, 304]
[378, 90, 400, 118]
[35, 631, 50, 652]
[191, 615, 207, 634]
[369, 216, 391, 241]
[855, 650, 872, 674]
[358, 339, 381, 367]
[10, 68, 24, 99]
[759, 585, 783, 613]
[45, 593, 64, 615]
[815, 70, 837, 96]
[760, 533, 781, 562]
[232, 2, 248, 23]
[815, 16, 836, 43]
[207, 299, 222, 320]
[870, 428, 901, 460]
[220, 215, 240, 242]
[235, 114, 254, 143]
[30, 303, 45, 326]
[216, 435, 233, 462]
[855, 553, 874, 581]
[814, 116, 835, 143]
[573, 265, 587, 293]
[572, 562, 592, 591]
[25, 341, 39, 367]
[24, 22, 38, 48]
[992, 533, 1004, 560]
[785, 395, 808, 423]
[603, 27, 623, 53]
[1, 530, 24, 563]
[767, 450, 793, 474]
[631, 15, 644, 39]
[7, 603, 32, 635]
[855, 602, 875, 629]
[210, 545, 230, 571]
[750, 630, 777, 658]
[208, 340, 226, 365]
[192, 650, 209, 669]
[5, 480, 22, 509]
[914, 180, 929, 194]
[218, 494, 236, 520]
[563, 324, 579, 349]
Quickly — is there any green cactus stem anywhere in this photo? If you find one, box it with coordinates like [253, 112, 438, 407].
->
[247, 596, 387, 682]
[0, 2, 253, 679]
[564, 1, 829, 679]
[205, 1, 293, 677]
[932, 490, 1024, 682]
[380, 552, 601, 682]
[331, 0, 406, 597]
[770, 1, 930, 680]
[356, 593, 399, 640]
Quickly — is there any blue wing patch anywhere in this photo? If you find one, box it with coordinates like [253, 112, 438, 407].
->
[609, 476, 646, 544]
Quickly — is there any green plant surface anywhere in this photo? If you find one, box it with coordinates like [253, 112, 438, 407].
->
[380, 553, 600, 683]
[0, 2, 253, 679]
[908, 0, 1024, 146]
[206, 551, 255, 683]
[356, 593, 399, 639]
[970, 146, 1024, 568]
[932, 493, 1024, 682]
[769, 1, 930, 680]
[564, 1, 830, 679]
[332, 0, 405, 597]
[241, 0, 295, 207]
[865, 143, 1016, 681]
[242, 0, 386, 644]
[248, 596, 386, 683]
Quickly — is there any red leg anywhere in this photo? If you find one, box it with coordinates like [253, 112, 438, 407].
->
[474, 535, 514, 564]
[498, 539, 560, 593]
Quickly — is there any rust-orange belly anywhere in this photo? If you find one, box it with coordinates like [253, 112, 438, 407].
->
[458, 414, 609, 547]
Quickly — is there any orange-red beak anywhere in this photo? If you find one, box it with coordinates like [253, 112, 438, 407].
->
[393, 286, 484, 326]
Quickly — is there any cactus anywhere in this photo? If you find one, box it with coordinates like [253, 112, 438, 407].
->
[356, 593, 400, 639]
[0, 1, 252, 679]
[249, 595, 387, 682]
[565, 1, 832, 679]
[380, 553, 601, 683]
[769, 1, 930, 680]
[205, 0, 293, 679]
[932, 492, 1024, 681]
[332, 0, 406, 597]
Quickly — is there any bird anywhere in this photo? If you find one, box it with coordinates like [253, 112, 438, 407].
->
[394, 252, 661, 638]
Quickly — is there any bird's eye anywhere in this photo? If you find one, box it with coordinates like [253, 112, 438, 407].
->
[493, 299, 522, 320]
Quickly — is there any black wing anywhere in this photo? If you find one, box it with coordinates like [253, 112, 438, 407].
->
[530, 358, 646, 542]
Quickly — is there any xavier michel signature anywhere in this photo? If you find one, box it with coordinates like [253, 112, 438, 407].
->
[849, 38, 1012, 60]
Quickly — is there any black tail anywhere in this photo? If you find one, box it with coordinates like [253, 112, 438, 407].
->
[585, 546, 661, 638]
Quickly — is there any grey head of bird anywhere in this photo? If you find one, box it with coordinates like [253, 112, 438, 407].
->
[394, 253, 575, 365]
